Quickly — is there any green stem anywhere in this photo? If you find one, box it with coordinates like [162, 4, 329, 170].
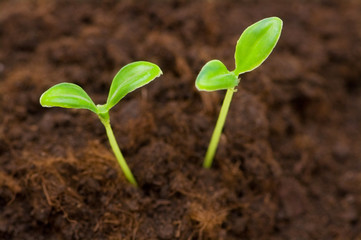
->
[101, 118, 138, 187]
[203, 88, 235, 168]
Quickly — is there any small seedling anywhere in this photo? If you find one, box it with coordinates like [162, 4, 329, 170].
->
[40, 61, 162, 186]
[196, 17, 283, 168]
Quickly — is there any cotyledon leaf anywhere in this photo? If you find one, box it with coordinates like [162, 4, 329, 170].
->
[234, 17, 283, 75]
[195, 60, 239, 91]
[40, 82, 97, 113]
[106, 61, 162, 110]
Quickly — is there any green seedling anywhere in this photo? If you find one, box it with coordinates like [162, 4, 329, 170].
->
[196, 17, 283, 168]
[40, 61, 162, 186]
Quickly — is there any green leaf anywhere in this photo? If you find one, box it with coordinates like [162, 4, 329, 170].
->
[195, 60, 239, 91]
[234, 17, 283, 75]
[40, 83, 97, 113]
[106, 61, 162, 110]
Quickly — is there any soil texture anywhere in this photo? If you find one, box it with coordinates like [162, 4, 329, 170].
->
[1, 0, 361, 239]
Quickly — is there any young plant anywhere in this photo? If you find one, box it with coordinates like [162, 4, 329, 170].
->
[196, 17, 283, 168]
[40, 61, 162, 186]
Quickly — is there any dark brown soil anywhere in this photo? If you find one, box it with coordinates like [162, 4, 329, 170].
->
[1, 0, 361, 239]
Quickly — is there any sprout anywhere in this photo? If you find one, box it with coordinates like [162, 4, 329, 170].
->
[40, 61, 162, 186]
[196, 17, 283, 168]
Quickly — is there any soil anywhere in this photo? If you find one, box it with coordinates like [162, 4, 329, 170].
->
[1, 0, 361, 239]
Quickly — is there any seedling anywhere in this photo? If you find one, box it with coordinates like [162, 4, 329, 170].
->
[40, 61, 162, 186]
[196, 17, 283, 168]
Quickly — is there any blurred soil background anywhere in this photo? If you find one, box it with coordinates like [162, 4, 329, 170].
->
[0, 0, 361, 239]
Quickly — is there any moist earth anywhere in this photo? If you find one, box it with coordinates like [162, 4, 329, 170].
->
[0, 0, 361, 239]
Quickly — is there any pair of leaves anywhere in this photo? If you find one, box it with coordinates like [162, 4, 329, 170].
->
[196, 17, 283, 91]
[40, 61, 162, 114]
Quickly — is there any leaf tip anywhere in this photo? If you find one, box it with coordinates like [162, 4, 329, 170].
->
[157, 66, 163, 77]
[39, 89, 50, 107]
[268, 16, 283, 34]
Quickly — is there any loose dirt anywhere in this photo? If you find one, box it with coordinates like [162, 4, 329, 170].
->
[1, 0, 361, 239]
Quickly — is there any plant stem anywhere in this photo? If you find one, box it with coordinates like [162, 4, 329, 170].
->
[203, 88, 235, 168]
[102, 120, 138, 186]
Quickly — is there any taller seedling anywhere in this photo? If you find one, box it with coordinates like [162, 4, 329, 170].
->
[196, 17, 283, 168]
[40, 61, 162, 186]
